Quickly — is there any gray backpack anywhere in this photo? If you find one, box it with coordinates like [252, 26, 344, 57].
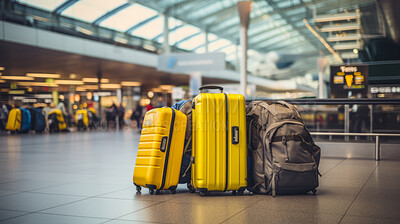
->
[246, 101, 321, 196]
[171, 100, 193, 188]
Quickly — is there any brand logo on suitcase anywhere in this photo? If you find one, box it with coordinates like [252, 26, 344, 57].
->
[160, 136, 168, 152]
[232, 126, 239, 144]
[143, 114, 153, 126]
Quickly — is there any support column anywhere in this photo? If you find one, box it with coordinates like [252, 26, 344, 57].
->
[97, 68, 102, 120]
[317, 57, 328, 98]
[52, 91, 59, 106]
[237, 1, 252, 97]
[190, 72, 202, 98]
[344, 104, 350, 141]
[235, 39, 240, 72]
[205, 30, 209, 53]
[163, 12, 171, 54]
[375, 135, 381, 161]
[126, 87, 133, 111]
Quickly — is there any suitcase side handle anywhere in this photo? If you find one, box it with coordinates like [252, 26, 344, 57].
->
[199, 85, 223, 93]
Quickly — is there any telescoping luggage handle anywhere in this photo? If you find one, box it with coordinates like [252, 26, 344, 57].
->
[199, 85, 223, 93]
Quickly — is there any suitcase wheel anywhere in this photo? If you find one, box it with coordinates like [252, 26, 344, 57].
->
[311, 189, 317, 195]
[238, 189, 245, 196]
[171, 189, 176, 194]
[232, 191, 237, 195]
[149, 189, 155, 195]
[199, 190, 207, 197]
[136, 186, 141, 193]
[187, 183, 195, 193]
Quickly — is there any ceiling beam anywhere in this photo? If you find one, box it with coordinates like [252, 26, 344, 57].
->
[173, 31, 202, 46]
[125, 15, 159, 34]
[93, 3, 131, 26]
[53, 0, 79, 15]
[264, 0, 319, 52]
[152, 24, 184, 42]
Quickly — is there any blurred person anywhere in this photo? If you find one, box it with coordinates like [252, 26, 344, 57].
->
[131, 102, 143, 131]
[117, 103, 125, 130]
[105, 103, 118, 130]
[351, 104, 370, 133]
[57, 100, 67, 115]
[88, 100, 94, 109]
[350, 94, 370, 133]
[0, 103, 9, 131]
[146, 102, 154, 112]
[57, 100, 71, 128]
[42, 103, 53, 130]
[156, 96, 165, 108]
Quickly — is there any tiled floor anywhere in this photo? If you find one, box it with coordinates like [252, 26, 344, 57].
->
[0, 131, 399, 224]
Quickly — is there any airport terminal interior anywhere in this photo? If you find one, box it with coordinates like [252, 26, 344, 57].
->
[0, 0, 400, 223]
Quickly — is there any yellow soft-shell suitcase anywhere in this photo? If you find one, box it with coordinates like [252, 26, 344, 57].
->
[48, 109, 67, 131]
[133, 108, 187, 195]
[6, 109, 22, 131]
[75, 109, 89, 127]
[192, 86, 247, 196]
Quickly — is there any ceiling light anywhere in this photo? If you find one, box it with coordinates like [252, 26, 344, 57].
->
[121, 81, 141, 86]
[0, 67, 4, 71]
[353, 49, 358, 54]
[0, 76, 35, 80]
[26, 73, 61, 78]
[76, 87, 86, 92]
[69, 74, 77, 79]
[303, 19, 343, 63]
[314, 12, 360, 23]
[17, 82, 58, 87]
[151, 88, 163, 92]
[54, 80, 84, 85]
[319, 23, 360, 32]
[0, 80, 5, 83]
[76, 27, 93, 35]
[333, 42, 362, 50]
[160, 85, 174, 90]
[100, 84, 121, 89]
[327, 33, 361, 42]
[82, 78, 109, 83]
[81, 85, 99, 90]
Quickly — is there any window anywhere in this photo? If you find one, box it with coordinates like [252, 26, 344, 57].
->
[17, 0, 66, 11]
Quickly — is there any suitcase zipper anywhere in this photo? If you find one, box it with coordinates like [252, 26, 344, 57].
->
[224, 93, 229, 192]
[159, 108, 176, 190]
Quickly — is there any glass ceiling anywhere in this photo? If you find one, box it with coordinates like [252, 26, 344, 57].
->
[17, 0, 323, 57]
[100, 4, 158, 32]
[15, 0, 374, 78]
[17, 0, 66, 11]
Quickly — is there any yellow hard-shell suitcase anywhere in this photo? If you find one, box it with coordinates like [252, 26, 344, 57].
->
[48, 109, 67, 131]
[192, 86, 247, 196]
[75, 109, 89, 127]
[133, 108, 187, 194]
[6, 109, 22, 131]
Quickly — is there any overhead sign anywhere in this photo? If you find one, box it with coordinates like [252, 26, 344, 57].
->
[370, 85, 400, 94]
[330, 65, 368, 97]
[157, 53, 226, 72]
[171, 87, 184, 100]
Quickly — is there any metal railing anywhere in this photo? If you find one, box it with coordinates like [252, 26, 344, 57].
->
[246, 98, 400, 133]
[310, 132, 400, 161]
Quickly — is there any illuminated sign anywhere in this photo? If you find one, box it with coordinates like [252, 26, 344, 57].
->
[330, 65, 368, 97]
[333, 76, 344, 84]
[370, 85, 400, 94]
